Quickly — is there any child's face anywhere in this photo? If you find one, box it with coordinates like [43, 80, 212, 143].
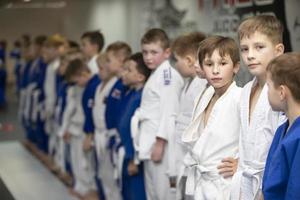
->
[107, 50, 124, 75]
[58, 56, 69, 76]
[174, 53, 195, 78]
[73, 72, 89, 87]
[97, 59, 111, 82]
[202, 50, 239, 90]
[122, 60, 143, 87]
[32, 44, 42, 58]
[266, 72, 284, 111]
[42, 46, 59, 63]
[81, 37, 97, 58]
[142, 41, 170, 70]
[240, 31, 283, 78]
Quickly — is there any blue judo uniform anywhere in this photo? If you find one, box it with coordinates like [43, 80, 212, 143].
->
[117, 88, 146, 200]
[105, 78, 128, 147]
[32, 58, 49, 152]
[19, 60, 33, 139]
[0, 47, 5, 64]
[263, 116, 300, 200]
[82, 75, 101, 134]
[0, 67, 7, 107]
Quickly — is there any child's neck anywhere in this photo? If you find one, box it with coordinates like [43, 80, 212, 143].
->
[88, 53, 97, 60]
[132, 82, 144, 91]
[286, 100, 300, 128]
[85, 73, 93, 81]
[189, 73, 197, 79]
[255, 74, 267, 88]
[214, 80, 233, 98]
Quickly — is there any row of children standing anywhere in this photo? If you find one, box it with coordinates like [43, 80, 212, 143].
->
[16, 13, 300, 200]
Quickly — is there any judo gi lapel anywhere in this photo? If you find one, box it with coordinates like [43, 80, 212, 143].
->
[182, 86, 214, 143]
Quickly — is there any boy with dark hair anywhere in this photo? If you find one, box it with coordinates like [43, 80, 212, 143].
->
[81, 30, 105, 74]
[117, 52, 151, 200]
[180, 35, 241, 199]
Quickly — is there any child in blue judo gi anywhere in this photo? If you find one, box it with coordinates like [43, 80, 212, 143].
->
[263, 52, 300, 200]
[117, 52, 151, 200]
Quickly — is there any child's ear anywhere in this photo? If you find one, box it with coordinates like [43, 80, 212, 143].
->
[279, 85, 287, 101]
[137, 74, 146, 83]
[186, 55, 196, 68]
[233, 62, 240, 75]
[275, 43, 284, 56]
[164, 48, 171, 59]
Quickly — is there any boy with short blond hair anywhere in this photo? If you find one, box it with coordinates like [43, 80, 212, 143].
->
[95, 41, 131, 200]
[131, 28, 184, 200]
[230, 15, 285, 200]
[263, 53, 300, 200]
[43, 34, 67, 155]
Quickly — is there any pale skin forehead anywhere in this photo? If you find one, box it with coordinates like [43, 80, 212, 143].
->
[142, 41, 165, 51]
[203, 50, 232, 61]
[240, 31, 274, 46]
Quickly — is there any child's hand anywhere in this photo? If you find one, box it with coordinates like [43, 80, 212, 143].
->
[127, 160, 139, 176]
[82, 134, 93, 152]
[63, 131, 71, 142]
[151, 138, 166, 163]
[217, 157, 238, 178]
[258, 191, 264, 200]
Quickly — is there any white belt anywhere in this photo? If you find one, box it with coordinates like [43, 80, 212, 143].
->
[185, 163, 220, 196]
[231, 162, 264, 200]
[131, 110, 143, 153]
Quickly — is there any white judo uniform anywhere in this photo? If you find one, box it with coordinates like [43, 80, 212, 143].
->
[131, 60, 184, 200]
[92, 77, 121, 200]
[230, 78, 286, 200]
[44, 58, 60, 155]
[180, 82, 241, 200]
[66, 86, 95, 195]
[171, 77, 207, 178]
[53, 85, 72, 172]
[87, 55, 99, 75]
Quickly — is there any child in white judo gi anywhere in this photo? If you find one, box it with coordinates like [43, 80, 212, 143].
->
[43, 35, 67, 156]
[180, 36, 241, 200]
[170, 32, 207, 195]
[63, 58, 96, 198]
[91, 53, 117, 200]
[230, 15, 285, 200]
[131, 28, 184, 200]
[81, 30, 104, 75]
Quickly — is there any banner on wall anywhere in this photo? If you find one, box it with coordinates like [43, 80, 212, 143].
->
[198, 0, 300, 52]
